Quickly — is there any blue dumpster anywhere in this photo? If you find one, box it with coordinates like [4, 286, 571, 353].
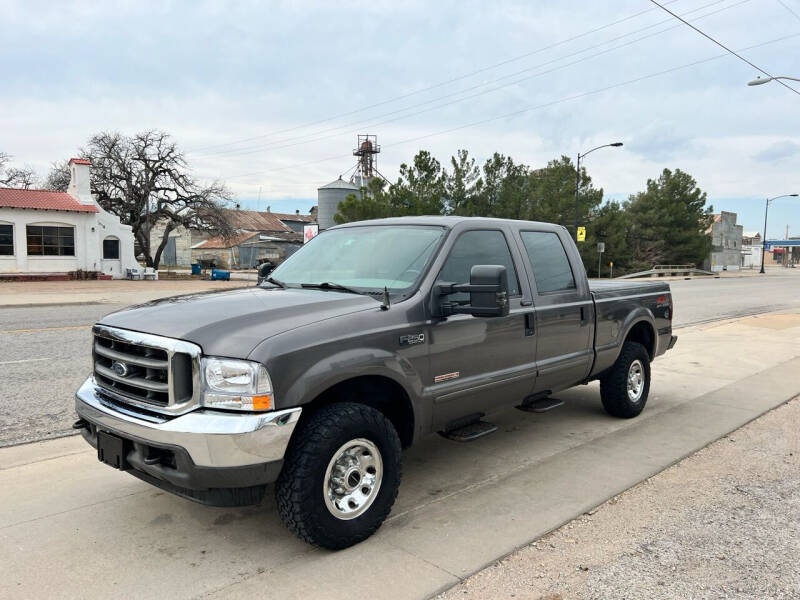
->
[211, 268, 230, 281]
[191, 263, 202, 275]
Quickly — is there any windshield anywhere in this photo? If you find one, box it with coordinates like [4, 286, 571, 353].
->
[269, 225, 445, 297]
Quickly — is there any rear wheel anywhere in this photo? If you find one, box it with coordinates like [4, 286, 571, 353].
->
[275, 402, 402, 549]
[600, 341, 651, 418]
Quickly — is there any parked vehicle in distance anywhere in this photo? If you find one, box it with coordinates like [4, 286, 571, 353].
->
[74, 217, 676, 548]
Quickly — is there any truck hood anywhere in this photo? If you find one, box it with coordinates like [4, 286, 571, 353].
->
[98, 286, 377, 358]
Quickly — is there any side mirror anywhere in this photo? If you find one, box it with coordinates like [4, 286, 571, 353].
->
[433, 265, 510, 318]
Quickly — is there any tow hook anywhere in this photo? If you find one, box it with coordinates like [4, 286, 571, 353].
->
[72, 419, 89, 431]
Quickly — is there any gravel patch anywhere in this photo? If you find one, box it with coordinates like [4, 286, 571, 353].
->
[439, 397, 800, 600]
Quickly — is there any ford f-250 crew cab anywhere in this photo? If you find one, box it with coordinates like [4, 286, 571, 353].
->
[74, 216, 677, 549]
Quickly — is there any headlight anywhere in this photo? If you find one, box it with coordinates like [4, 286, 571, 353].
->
[201, 357, 273, 411]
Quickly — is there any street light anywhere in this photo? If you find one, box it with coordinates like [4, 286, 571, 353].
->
[575, 142, 623, 240]
[748, 76, 800, 86]
[760, 193, 799, 274]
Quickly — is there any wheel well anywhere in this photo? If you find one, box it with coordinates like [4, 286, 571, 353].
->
[625, 321, 655, 360]
[303, 376, 415, 448]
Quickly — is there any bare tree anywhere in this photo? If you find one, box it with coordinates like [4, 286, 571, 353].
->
[82, 131, 235, 269]
[43, 160, 71, 192]
[0, 152, 38, 189]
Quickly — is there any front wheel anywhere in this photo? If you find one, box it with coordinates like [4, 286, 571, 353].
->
[600, 341, 651, 418]
[275, 403, 402, 549]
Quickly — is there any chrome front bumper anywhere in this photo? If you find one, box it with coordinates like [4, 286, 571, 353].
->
[75, 377, 301, 469]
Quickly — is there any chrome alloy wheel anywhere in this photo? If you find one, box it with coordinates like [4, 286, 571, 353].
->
[627, 359, 645, 402]
[323, 438, 383, 520]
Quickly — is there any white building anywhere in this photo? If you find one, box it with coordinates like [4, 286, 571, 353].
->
[0, 158, 138, 278]
[741, 231, 763, 269]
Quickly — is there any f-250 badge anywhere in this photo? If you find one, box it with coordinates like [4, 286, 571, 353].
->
[399, 333, 425, 346]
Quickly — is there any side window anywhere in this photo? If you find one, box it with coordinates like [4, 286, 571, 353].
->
[520, 231, 576, 293]
[438, 230, 520, 301]
[0, 224, 13, 256]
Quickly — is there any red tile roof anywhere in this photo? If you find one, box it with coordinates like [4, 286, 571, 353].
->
[69, 158, 91, 165]
[0, 188, 99, 213]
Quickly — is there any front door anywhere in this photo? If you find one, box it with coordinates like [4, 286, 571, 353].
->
[427, 228, 536, 429]
[516, 229, 594, 394]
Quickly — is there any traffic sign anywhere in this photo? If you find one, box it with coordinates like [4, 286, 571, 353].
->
[577, 226, 586, 242]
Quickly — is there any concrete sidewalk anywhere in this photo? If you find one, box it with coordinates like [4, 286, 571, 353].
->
[2, 312, 800, 599]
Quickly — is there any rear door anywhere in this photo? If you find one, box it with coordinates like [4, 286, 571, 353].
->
[515, 229, 594, 393]
[427, 227, 536, 428]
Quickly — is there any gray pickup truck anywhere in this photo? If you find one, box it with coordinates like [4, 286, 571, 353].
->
[75, 216, 676, 548]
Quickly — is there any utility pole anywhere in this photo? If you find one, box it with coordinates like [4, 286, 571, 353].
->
[573, 142, 623, 241]
[760, 194, 799, 274]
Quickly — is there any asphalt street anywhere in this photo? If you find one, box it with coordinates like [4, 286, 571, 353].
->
[1, 271, 799, 447]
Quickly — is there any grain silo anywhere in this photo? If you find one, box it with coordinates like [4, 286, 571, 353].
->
[317, 177, 359, 230]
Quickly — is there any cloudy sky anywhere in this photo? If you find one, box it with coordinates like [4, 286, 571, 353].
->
[2, 0, 799, 237]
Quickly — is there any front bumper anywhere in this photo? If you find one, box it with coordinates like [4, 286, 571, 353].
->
[75, 378, 301, 500]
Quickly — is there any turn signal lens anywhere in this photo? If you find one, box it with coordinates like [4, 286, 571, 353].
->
[251, 395, 272, 411]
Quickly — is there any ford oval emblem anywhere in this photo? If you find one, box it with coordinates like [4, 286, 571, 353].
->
[111, 361, 130, 377]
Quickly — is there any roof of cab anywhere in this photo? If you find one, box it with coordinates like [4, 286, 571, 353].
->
[330, 215, 565, 231]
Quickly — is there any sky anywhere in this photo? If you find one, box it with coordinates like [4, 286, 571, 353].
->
[1, 0, 799, 238]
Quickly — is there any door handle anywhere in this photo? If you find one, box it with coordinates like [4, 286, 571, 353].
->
[525, 312, 535, 336]
[580, 306, 587, 325]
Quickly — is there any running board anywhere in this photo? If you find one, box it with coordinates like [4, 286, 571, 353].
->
[439, 420, 498, 442]
[516, 397, 564, 413]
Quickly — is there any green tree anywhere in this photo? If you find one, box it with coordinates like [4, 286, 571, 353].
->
[334, 150, 447, 223]
[625, 169, 713, 269]
[583, 200, 632, 277]
[444, 149, 482, 215]
[334, 178, 394, 224]
[625, 168, 713, 270]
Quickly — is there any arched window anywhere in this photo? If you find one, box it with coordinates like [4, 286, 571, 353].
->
[103, 236, 120, 259]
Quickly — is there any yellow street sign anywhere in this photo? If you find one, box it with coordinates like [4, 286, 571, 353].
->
[577, 226, 586, 242]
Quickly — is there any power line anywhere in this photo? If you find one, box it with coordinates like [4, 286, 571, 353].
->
[776, 0, 800, 22]
[195, 0, 749, 160]
[186, 0, 683, 155]
[649, 0, 800, 95]
[211, 32, 798, 183]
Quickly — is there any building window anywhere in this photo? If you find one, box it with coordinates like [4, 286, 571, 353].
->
[0, 224, 13, 256]
[26, 225, 75, 256]
[103, 237, 120, 259]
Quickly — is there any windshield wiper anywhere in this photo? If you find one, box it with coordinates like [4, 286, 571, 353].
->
[264, 276, 286, 288]
[300, 281, 383, 304]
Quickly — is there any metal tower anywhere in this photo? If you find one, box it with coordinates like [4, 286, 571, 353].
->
[351, 134, 380, 184]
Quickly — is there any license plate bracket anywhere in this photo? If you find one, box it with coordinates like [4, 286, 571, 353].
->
[97, 430, 129, 470]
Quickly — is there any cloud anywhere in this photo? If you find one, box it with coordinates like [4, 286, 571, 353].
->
[753, 141, 800, 163]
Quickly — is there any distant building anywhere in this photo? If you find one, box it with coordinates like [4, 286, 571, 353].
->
[188, 208, 312, 269]
[704, 211, 743, 272]
[741, 231, 763, 269]
[151, 206, 315, 269]
[0, 158, 137, 278]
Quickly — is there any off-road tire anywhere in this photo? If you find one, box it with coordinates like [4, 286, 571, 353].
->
[275, 402, 402, 549]
[600, 341, 651, 418]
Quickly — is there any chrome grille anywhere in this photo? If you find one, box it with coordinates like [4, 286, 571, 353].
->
[92, 325, 201, 415]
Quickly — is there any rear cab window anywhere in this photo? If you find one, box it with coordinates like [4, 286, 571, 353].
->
[519, 231, 576, 294]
